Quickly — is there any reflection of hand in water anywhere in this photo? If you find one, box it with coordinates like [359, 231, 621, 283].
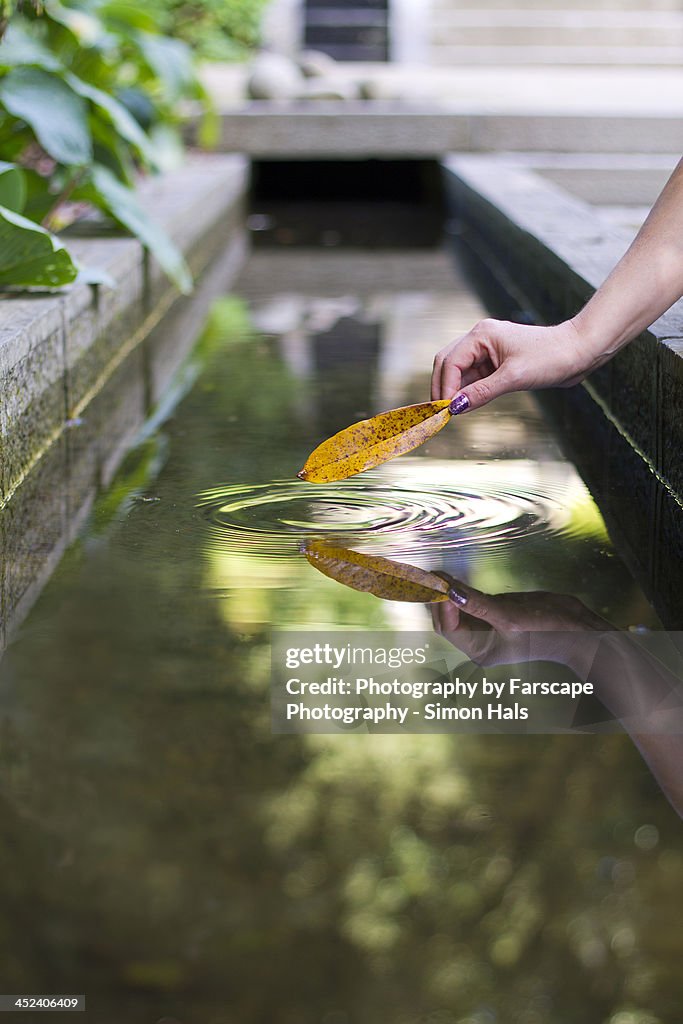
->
[431, 577, 609, 678]
[302, 542, 683, 819]
[433, 575, 683, 822]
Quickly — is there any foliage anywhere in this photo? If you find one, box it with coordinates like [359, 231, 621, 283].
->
[0, 0, 209, 291]
[0, 2, 41, 42]
[0, 201, 78, 285]
[0, 2, 17, 41]
[146, 0, 269, 62]
[198, 293, 253, 348]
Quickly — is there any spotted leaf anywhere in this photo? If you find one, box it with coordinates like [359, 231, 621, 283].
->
[298, 399, 452, 482]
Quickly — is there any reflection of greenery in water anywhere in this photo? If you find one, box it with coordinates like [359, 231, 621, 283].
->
[0, 294, 679, 1021]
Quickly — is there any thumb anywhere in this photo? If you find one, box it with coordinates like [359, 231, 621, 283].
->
[452, 367, 512, 413]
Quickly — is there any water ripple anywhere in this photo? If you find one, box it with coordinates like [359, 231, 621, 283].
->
[196, 464, 577, 562]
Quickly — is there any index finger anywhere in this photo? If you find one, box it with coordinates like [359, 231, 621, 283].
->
[435, 334, 485, 402]
[447, 579, 510, 631]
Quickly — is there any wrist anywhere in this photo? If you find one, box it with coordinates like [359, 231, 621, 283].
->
[567, 308, 629, 366]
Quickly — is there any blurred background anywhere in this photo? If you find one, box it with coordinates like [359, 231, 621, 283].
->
[262, 0, 683, 66]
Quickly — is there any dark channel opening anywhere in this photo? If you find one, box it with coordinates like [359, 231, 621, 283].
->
[249, 158, 445, 247]
[303, 0, 390, 62]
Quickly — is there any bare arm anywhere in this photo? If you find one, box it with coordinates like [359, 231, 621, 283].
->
[431, 582, 683, 821]
[432, 157, 683, 411]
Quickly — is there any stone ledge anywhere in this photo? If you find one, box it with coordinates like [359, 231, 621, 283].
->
[204, 106, 683, 157]
[0, 153, 248, 507]
[508, 152, 677, 206]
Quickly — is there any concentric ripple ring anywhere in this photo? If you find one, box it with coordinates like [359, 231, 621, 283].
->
[196, 471, 576, 562]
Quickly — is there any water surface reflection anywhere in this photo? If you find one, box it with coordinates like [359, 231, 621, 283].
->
[197, 463, 587, 563]
[0, 248, 680, 1022]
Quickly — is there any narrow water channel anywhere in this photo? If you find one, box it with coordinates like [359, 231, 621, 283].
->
[0, 243, 680, 1023]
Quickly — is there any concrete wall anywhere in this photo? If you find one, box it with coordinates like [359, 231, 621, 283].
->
[0, 155, 249, 646]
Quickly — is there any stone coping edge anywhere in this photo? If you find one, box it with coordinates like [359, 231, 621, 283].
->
[199, 107, 683, 157]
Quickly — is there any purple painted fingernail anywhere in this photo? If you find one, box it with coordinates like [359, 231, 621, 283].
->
[448, 588, 469, 607]
[449, 394, 470, 415]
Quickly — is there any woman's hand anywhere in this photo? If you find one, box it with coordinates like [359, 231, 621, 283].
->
[431, 317, 602, 411]
[432, 159, 683, 413]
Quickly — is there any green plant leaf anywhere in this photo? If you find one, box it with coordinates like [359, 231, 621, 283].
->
[0, 160, 26, 212]
[115, 87, 156, 132]
[147, 122, 184, 172]
[0, 23, 63, 70]
[91, 118, 136, 186]
[0, 204, 78, 288]
[65, 72, 157, 167]
[0, 67, 92, 165]
[135, 31, 196, 103]
[22, 167, 58, 222]
[42, 3, 107, 47]
[88, 164, 192, 294]
[98, 1, 163, 34]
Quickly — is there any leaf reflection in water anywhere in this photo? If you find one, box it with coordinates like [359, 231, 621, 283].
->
[302, 540, 450, 603]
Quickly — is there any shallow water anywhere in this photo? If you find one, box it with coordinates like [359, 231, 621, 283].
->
[0, 246, 681, 1023]
[198, 472, 594, 562]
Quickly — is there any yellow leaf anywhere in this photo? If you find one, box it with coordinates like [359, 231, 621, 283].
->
[303, 541, 450, 603]
[297, 399, 452, 482]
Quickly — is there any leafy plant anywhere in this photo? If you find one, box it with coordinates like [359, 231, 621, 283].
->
[0, 158, 76, 285]
[0, 0, 211, 292]
[1, 3, 14, 41]
[0, 203, 78, 286]
[145, 0, 269, 62]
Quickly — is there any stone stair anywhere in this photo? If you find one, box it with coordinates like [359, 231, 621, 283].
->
[428, 0, 683, 65]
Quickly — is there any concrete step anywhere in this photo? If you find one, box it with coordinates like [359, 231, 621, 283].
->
[428, 43, 683, 64]
[304, 42, 390, 59]
[431, 0, 683, 9]
[305, 8, 387, 25]
[431, 8, 683, 27]
[429, 10, 683, 47]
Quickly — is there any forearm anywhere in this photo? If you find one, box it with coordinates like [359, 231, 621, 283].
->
[432, 157, 683, 409]
[571, 157, 683, 361]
